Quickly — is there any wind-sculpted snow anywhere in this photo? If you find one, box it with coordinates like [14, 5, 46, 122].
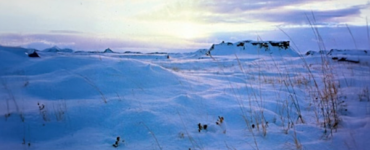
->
[0, 44, 370, 150]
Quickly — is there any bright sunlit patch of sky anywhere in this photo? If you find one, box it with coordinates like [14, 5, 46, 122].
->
[0, 0, 370, 52]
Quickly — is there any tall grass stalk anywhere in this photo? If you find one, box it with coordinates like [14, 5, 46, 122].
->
[292, 128, 302, 150]
[1, 78, 24, 121]
[210, 53, 260, 150]
[5, 98, 10, 120]
[177, 111, 203, 150]
[345, 24, 358, 49]
[276, 26, 321, 94]
[52, 100, 67, 121]
[141, 122, 162, 150]
[307, 12, 340, 137]
[308, 11, 327, 51]
[367, 17, 370, 49]
[76, 74, 107, 103]
[279, 12, 340, 137]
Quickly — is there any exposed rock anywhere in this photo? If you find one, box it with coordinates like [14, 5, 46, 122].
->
[336, 57, 360, 63]
[236, 42, 244, 47]
[28, 51, 40, 57]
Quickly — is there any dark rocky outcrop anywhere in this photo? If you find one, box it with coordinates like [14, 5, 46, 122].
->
[269, 41, 289, 49]
[236, 42, 244, 47]
[335, 57, 360, 63]
[124, 51, 142, 54]
[28, 51, 40, 57]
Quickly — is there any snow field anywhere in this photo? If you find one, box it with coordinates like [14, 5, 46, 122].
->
[0, 42, 370, 150]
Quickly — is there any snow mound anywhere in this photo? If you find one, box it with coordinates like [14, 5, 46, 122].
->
[305, 49, 368, 56]
[205, 40, 299, 56]
[305, 50, 328, 56]
[182, 49, 210, 59]
[0, 46, 36, 70]
[327, 49, 368, 56]
[327, 49, 369, 64]
[305, 49, 370, 64]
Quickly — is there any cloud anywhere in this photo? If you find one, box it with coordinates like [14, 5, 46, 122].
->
[1, 25, 369, 53]
[1, 0, 369, 53]
[49, 30, 84, 34]
[201, 2, 368, 24]
[264, 25, 370, 51]
[0, 33, 207, 52]
[197, 0, 317, 14]
[255, 4, 366, 24]
[138, 0, 369, 25]
[199, 24, 370, 52]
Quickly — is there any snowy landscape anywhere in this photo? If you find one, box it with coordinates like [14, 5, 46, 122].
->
[1, 40, 369, 150]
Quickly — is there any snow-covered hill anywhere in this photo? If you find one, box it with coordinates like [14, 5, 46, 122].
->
[306, 49, 369, 64]
[205, 40, 299, 57]
[1, 42, 369, 150]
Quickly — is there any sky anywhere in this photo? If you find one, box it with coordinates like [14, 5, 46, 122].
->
[0, 0, 370, 52]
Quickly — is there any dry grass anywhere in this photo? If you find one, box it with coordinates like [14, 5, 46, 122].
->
[38, 102, 50, 122]
[52, 100, 67, 121]
[140, 122, 163, 150]
[76, 74, 107, 103]
[1, 77, 24, 122]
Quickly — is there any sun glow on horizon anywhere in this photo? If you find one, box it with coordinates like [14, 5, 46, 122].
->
[0, 0, 369, 51]
[173, 22, 205, 39]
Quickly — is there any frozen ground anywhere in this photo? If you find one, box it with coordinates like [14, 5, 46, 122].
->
[0, 41, 369, 150]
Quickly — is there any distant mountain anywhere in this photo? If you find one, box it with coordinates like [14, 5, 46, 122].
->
[104, 48, 114, 53]
[43, 46, 73, 53]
